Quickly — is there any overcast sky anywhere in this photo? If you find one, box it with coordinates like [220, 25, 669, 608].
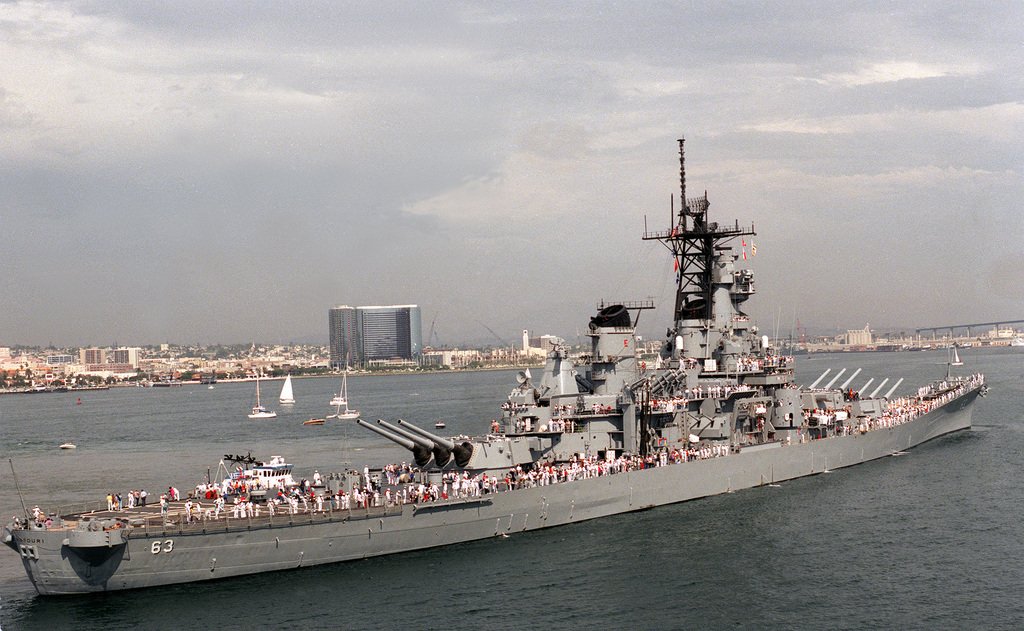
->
[2, 1, 1021, 347]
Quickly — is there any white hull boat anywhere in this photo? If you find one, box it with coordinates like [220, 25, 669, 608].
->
[327, 370, 359, 419]
[247, 374, 277, 419]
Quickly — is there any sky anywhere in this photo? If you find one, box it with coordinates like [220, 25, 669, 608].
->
[2, 1, 1022, 347]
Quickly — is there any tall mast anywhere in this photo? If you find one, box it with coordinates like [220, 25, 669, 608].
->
[678, 137, 687, 230]
[643, 137, 755, 330]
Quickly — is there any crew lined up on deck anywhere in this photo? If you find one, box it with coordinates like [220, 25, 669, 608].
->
[28, 374, 981, 529]
[804, 373, 985, 437]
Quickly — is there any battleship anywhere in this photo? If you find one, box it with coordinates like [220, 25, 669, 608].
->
[4, 138, 986, 595]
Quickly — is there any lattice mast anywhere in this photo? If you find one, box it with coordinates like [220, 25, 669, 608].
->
[642, 137, 755, 331]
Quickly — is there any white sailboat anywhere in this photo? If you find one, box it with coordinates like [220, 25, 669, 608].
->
[944, 346, 965, 381]
[327, 370, 359, 420]
[279, 374, 295, 404]
[248, 373, 277, 419]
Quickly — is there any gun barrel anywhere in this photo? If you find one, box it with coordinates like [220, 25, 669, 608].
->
[378, 420, 434, 449]
[883, 377, 904, 399]
[809, 369, 831, 389]
[356, 419, 433, 467]
[394, 419, 472, 469]
[868, 378, 889, 399]
[823, 368, 847, 390]
[356, 419, 415, 449]
[382, 420, 453, 467]
[397, 419, 456, 449]
[839, 368, 862, 391]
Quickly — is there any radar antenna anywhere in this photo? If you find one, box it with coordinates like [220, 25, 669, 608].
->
[643, 136, 755, 327]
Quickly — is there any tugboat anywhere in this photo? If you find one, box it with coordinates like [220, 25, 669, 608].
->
[4, 137, 984, 595]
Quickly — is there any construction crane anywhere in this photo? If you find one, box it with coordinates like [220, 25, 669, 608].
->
[427, 316, 440, 348]
[478, 321, 511, 348]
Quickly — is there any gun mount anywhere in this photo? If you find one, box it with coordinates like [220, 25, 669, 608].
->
[378, 419, 453, 468]
[397, 419, 475, 468]
[355, 419, 433, 467]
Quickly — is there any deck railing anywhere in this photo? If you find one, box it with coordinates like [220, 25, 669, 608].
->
[133, 501, 411, 537]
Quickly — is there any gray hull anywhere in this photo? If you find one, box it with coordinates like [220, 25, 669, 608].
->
[12, 387, 978, 595]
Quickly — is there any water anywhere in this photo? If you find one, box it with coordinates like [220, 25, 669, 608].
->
[1, 350, 1022, 630]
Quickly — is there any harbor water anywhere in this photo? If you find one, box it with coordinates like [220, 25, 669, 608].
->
[1, 348, 1022, 630]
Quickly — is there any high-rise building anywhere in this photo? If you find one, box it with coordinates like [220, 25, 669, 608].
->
[328, 306, 360, 369]
[359, 305, 422, 364]
[328, 304, 422, 368]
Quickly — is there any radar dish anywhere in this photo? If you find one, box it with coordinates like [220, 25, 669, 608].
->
[516, 371, 529, 385]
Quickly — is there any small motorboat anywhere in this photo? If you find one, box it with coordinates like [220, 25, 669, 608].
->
[303, 418, 325, 426]
[59, 442, 77, 450]
[434, 421, 446, 429]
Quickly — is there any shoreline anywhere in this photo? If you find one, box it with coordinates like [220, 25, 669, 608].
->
[0, 365, 542, 395]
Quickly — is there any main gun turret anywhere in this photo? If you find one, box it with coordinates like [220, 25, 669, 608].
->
[397, 419, 475, 468]
[355, 419, 433, 467]
[356, 418, 477, 470]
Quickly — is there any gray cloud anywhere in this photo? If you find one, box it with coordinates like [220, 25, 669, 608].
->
[1, 1, 1021, 346]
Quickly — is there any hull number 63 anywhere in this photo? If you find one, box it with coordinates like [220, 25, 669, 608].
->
[151, 540, 174, 554]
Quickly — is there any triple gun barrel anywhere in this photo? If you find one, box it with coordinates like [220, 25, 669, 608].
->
[355, 418, 474, 469]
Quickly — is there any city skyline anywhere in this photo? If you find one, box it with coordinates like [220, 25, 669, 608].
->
[2, 3, 1021, 346]
[4, 316, 1023, 353]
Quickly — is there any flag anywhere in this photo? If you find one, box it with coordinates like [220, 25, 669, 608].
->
[751, 242, 757, 256]
[673, 257, 679, 272]
[741, 239, 747, 247]
[742, 250, 747, 261]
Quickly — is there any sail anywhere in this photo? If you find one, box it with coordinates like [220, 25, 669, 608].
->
[280, 375, 295, 404]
